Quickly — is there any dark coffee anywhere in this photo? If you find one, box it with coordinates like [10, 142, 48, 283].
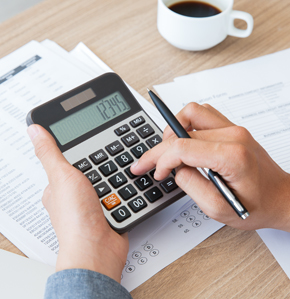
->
[168, 1, 222, 18]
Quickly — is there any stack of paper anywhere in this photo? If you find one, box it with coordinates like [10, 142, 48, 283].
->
[0, 40, 224, 293]
[153, 50, 290, 279]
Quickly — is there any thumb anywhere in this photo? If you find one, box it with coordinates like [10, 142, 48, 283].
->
[27, 124, 69, 182]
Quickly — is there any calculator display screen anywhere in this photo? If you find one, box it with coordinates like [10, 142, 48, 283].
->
[49, 91, 130, 145]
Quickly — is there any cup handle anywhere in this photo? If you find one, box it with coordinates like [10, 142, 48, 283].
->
[228, 10, 254, 38]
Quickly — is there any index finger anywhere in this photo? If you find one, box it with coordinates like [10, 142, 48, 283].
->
[163, 102, 234, 140]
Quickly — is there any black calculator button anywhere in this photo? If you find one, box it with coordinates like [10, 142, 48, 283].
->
[73, 158, 92, 173]
[130, 143, 148, 159]
[149, 169, 160, 181]
[134, 175, 153, 191]
[146, 134, 162, 148]
[144, 186, 163, 203]
[99, 161, 118, 176]
[85, 170, 102, 184]
[114, 124, 130, 136]
[130, 116, 145, 128]
[115, 152, 134, 167]
[121, 132, 140, 147]
[128, 196, 148, 213]
[118, 184, 137, 200]
[89, 149, 108, 165]
[94, 181, 111, 198]
[108, 172, 128, 188]
[160, 177, 178, 193]
[137, 124, 154, 139]
[124, 166, 137, 179]
[105, 140, 124, 156]
[111, 206, 131, 223]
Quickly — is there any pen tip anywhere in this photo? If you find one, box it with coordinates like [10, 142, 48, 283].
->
[147, 88, 150, 92]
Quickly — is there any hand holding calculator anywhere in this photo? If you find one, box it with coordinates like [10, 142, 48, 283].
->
[27, 73, 185, 233]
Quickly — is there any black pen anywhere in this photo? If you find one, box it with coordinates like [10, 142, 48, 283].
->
[147, 88, 249, 220]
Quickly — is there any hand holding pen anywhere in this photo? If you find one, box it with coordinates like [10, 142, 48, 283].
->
[131, 91, 290, 231]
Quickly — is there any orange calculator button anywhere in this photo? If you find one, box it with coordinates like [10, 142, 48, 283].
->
[102, 193, 121, 210]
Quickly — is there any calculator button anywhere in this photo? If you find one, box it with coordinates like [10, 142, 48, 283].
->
[108, 172, 128, 188]
[99, 161, 118, 176]
[105, 140, 124, 156]
[114, 124, 130, 136]
[124, 166, 137, 179]
[121, 132, 140, 147]
[146, 134, 162, 148]
[149, 169, 160, 181]
[73, 158, 92, 173]
[111, 206, 131, 222]
[102, 193, 121, 210]
[160, 177, 178, 193]
[137, 124, 154, 139]
[130, 143, 148, 158]
[115, 152, 134, 167]
[128, 196, 147, 213]
[144, 186, 163, 203]
[89, 149, 108, 165]
[134, 175, 153, 191]
[85, 170, 102, 184]
[130, 116, 145, 128]
[94, 181, 111, 198]
[118, 184, 137, 200]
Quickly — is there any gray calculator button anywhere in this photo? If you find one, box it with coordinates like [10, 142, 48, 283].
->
[160, 177, 178, 193]
[108, 172, 127, 188]
[89, 149, 108, 165]
[94, 182, 111, 198]
[144, 186, 163, 203]
[114, 124, 130, 136]
[111, 206, 131, 223]
[99, 161, 118, 176]
[115, 152, 134, 167]
[105, 140, 124, 156]
[118, 184, 137, 200]
[73, 158, 92, 173]
[146, 134, 162, 148]
[128, 196, 147, 213]
[130, 116, 145, 128]
[134, 175, 153, 191]
[85, 170, 101, 184]
[137, 124, 154, 139]
[130, 143, 148, 158]
[121, 132, 140, 147]
[124, 166, 137, 179]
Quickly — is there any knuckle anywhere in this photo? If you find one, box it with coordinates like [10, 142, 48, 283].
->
[202, 103, 212, 110]
[231, 126, 252, 141]
[231, 143, 250, 163]
[34, 141, 53, 162]
[173, 138, 188, 152]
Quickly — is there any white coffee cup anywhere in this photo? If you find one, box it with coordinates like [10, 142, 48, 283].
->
[157, 0, 254, 51]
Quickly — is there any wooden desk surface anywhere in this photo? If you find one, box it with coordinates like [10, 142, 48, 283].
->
[0, 0, 290, 297]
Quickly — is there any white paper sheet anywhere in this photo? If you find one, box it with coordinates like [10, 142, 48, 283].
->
[0, 249, 54, 299]
[154, 48, 290, 279]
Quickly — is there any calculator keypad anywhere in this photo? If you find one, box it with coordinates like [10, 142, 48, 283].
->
[68, 112, 183, 231]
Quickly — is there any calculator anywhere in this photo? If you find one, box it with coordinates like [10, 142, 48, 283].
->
[26, 73, 185, 233]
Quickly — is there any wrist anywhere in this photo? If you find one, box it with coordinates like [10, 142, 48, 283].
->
[55, 233, 127, 283]
[271, 172, 290, 232]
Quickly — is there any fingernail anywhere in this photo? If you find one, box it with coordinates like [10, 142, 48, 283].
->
[131, 161, 138, 168]
[27, 125, 40, 141]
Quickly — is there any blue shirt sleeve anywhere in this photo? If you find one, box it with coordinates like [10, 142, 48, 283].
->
[44, 269, 133, 299]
